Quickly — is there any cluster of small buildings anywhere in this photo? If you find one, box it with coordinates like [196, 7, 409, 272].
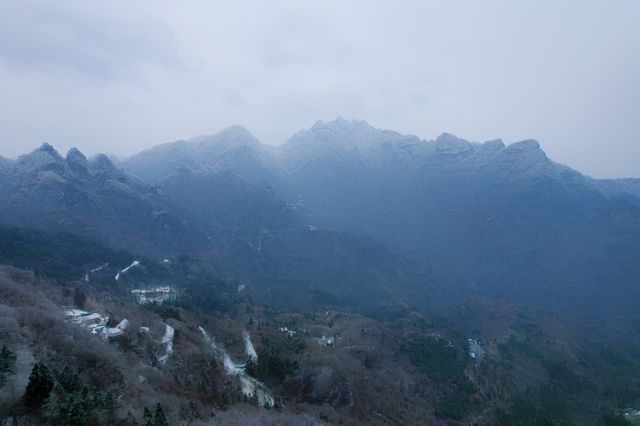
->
[130, 286, 174, 305]
[623, 409, 640, 422]
[64, 308, 129, 340]
[315, 335, 336, 346]
[278, 325, 335, 346]
[279, 326, 297, 337]
[468, 338, 485, 362]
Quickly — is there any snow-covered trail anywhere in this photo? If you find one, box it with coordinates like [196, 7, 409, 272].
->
[244, 330, 257, 361]
[115, 260, 140, 281]
[90, 263, 107, 273]
[158, 324, 175, 365]
[84, 263, 109, 282]
[199, 326, 273, 407]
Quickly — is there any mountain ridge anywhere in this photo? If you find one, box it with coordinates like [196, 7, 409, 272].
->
[0, 141, 430, 312]
[2, 120, 640, 317]
[118, 119, 640, 317]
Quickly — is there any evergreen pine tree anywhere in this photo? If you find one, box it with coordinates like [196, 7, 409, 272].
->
[66, 396, 90, 426]
[23, 362, 54, 407]
[103, 390, 117, 410]
[124, 410, 138, 425]
[187, 400, 200, 423]
[154, 403, 169, 426]
[0, 344, 15, 373]
[0, 344, 16, 387]
[44, 383, 65, 421]
[73, 288, 87, 309]
[142, 406, 153, 426]
[59, 366, 81, 393]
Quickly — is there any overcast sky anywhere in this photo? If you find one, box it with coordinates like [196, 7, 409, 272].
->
[0, 1, 638, 178]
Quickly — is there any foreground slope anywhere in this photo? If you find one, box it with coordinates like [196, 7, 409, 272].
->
[1, 231, 639, 425]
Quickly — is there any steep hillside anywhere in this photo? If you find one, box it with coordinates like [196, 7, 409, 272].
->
[155, 168, 433, 311]
[0, 144, 203, 257]
[1, 257, 638, 425]
[0, 226, 133, 281]
[598, 178, 640, 202]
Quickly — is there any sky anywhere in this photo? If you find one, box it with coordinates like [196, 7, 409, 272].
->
[0, 1, 638, 178]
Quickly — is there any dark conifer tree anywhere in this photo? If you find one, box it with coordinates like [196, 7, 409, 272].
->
[154, 403, 169, 426]
[23, 362, 54, 407]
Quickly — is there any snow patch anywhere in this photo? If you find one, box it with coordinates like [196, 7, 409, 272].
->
[243, 331, 257, 361]
[90, 264, 107, 273]
[115, 260, 140, 281]
[104, 319, 129, 339]
[85, 263, 108, 282]
[158, 324, 175, 365]
[199, 326, 273, 407]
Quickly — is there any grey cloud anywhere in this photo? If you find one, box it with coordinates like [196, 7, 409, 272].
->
[0, 1, 185, 81]
[0, 0, 638, 178]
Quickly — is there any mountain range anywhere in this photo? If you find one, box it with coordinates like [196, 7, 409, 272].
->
[1, 118, 639, 317]
[2, 118, 640, 425]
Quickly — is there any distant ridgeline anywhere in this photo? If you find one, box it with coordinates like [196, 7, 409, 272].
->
[0, 119, 639, 317]
[121, 119, 640, 317]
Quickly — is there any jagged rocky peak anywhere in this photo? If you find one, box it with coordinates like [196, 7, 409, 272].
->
[435, 132, 461, 143]
[503, 139, 546, 159]
[311, 116, 374, 132]
[65, 147, 91, 176]
[482, 139, 506, 151]
[16, 143, 65, 171]
[218, 124, 257, 140]
[37, 142, 61, 157]
[312, 117, 380, 140]
[190, 125, 260, 148]
[497, 139, 550, 172]
[91, 153, 117, 172]
[287, 117, 389, 151]
[66, 147, 88, 164]
[508, 139, 541, 151]
[434, 133, 472, 154]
